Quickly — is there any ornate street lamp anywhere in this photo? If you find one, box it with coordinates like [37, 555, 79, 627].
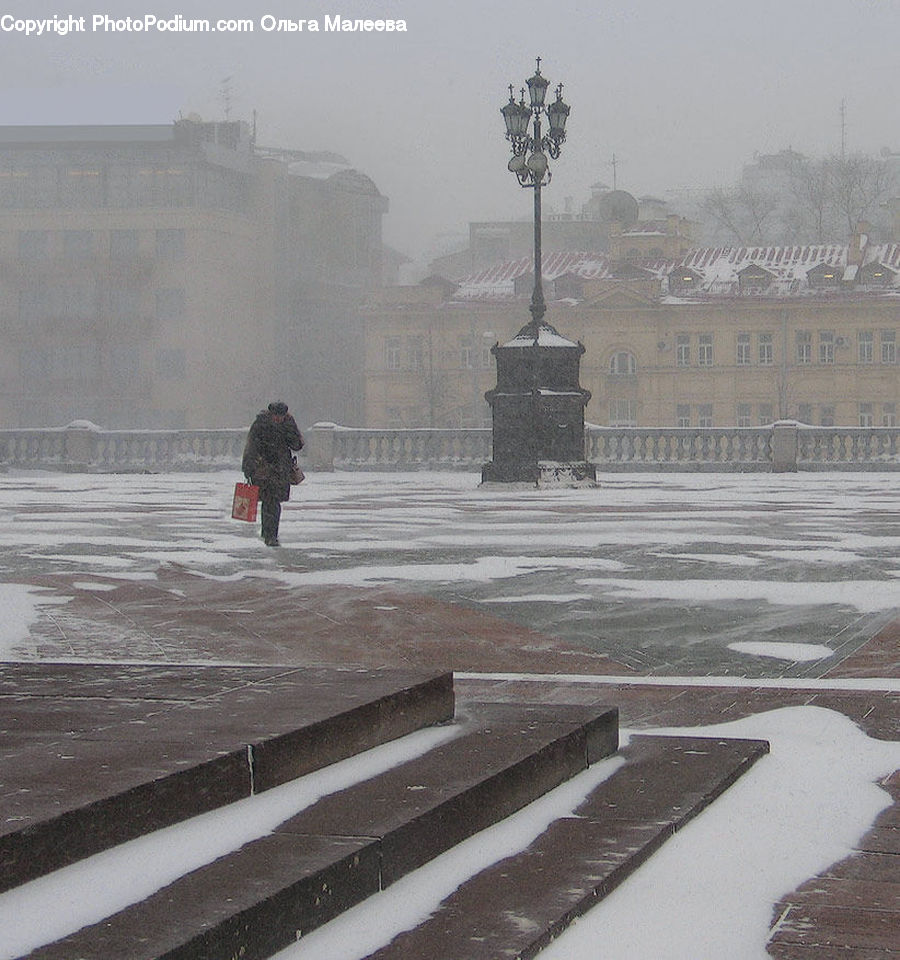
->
[482, 59, 595, 485]
[501, 58, 570, 330]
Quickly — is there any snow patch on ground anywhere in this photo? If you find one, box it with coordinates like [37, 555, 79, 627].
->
[576, 576, 900, 614]
[0, 585, 70, 659]
[728, 641, 834, 662]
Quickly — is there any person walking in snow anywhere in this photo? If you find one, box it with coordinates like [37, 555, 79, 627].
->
[241, 401, 303, 546]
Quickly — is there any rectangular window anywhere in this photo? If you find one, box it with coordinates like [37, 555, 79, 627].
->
[676, 403, 691, 428]
[858, 331, 874, 364]
[481, 346, 493, 368]
[758, 403, 773, 425]
[859, 403, 874, 427]
[384, 337, 401, 370]
[820, 405, 835, 427]
[881, 330, 896, 364]
[796, 331, 812, 364]
[107, 285, 142, 324]
[676, 334, 690, 366]
[59, 280, 96, 321]
[819, 331, 834, 364]
[19, 285, 51, 322]
[0, 167, 30, 207]
[736, 403, 752, 427]
[137, 166, 192, 207]
[155, 348, 185, 381]
[18, 229, 49, 259]
[697, 404, 713, 428]
[698, 334, 714, 366]
[459, 340, 473, 369]
[386, 406, 402, 428]
[110, 229, 140, 259]
[883, 403, 897, 427]
[758, 332, 774, 365]
[20, 347, 50, 380]
[608, 398, 637, 427]
[107, 344, 141, 385]
[407, 336, 424, 371]
[736, 333, 751, 365]
[156, 228, 185, 260]
[155, 288, 185, 324]
[61, 166, 102, 207]
[797, 403, 813, 424]
[63, 230, 95, 259]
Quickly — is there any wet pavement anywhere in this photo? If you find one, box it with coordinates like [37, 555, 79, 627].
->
[1, 469, 897, 680]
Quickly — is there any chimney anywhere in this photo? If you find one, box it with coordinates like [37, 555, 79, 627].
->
[849, 221, 871, 265]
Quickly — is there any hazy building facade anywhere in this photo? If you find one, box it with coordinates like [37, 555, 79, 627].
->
[363, 236, 899, 430]
[428, 188, 692, 281]
[0, 120, 387, 429]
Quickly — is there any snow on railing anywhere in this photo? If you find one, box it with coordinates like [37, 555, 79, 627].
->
[585, 427, 773, 471]
[321, 426, 492, 472]
[0, 423, 246, 472]
[796, 426, 899, 467]
[1, 422, 897, 473]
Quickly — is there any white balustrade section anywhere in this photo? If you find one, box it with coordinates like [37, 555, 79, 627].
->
[0, 425, 246, 472]
[1, 422, 897, 473]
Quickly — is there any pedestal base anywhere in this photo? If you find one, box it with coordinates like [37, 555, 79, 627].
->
[537, 460, 598, 488]
[480, 460, 598, 488]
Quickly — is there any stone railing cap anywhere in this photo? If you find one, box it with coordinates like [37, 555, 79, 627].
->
[65, 420, 103, 431]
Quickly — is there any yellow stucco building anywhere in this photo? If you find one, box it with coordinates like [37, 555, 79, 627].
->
[363, 240, 899, 429]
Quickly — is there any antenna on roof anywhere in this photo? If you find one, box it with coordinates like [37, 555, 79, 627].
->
[220, 76, 234, 121]
[840, 99, 846, 162]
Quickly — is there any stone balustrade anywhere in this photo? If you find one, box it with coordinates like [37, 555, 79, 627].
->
[1, 421, 897, 473]
[585, 426, 774, 472]
[305, 423, 493, 472]
[0, 422, 246, 472]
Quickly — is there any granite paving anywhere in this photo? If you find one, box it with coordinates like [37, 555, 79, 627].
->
[0, 469, 897, 957]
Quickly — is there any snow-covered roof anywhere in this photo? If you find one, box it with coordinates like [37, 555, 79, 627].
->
[502, 323, 581, 348]
[454, 252, 668, 301]
[287, 158, 352, 180]
[677, 244, 848, 294]
[452, 241, 900, 302]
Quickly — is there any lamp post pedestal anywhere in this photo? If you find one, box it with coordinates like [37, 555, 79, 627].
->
[482, 319, 596, 485]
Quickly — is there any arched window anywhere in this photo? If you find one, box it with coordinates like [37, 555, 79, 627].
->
[609, 351, 637, 375]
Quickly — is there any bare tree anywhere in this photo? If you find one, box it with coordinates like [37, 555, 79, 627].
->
[786, 154, 834, 242]
[699, 151, 895, 246]
[699, 184, 779, 245]
[826, 153, 894, 238]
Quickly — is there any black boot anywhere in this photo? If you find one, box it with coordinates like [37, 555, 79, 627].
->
[261, 499, 281, 546]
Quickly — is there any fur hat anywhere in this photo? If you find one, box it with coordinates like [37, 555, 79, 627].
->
[267, 401, 289, 415]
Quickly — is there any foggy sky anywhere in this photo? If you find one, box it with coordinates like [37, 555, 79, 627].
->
[1, 0, 897, 259]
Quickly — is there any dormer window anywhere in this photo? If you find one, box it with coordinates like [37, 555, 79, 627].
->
[669, 267, 702, 295]
[859, 262, 896, 287]
[807, 263, 842, 289]
[738, 264, 774, 295]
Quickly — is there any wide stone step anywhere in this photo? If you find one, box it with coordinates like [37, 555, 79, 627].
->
[19, 703, 619, 960]
[0, 663, 454, 891]
[363, 733, 770, 960]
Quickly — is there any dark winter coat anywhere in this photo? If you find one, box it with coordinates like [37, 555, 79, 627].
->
[241, 410, 303, 503]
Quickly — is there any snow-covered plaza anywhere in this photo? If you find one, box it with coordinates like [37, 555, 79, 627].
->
[1, 468, 898, 959]
[3, 469, 899, 674]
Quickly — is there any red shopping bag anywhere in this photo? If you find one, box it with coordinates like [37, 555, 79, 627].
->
[231, 482, 259, 522]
